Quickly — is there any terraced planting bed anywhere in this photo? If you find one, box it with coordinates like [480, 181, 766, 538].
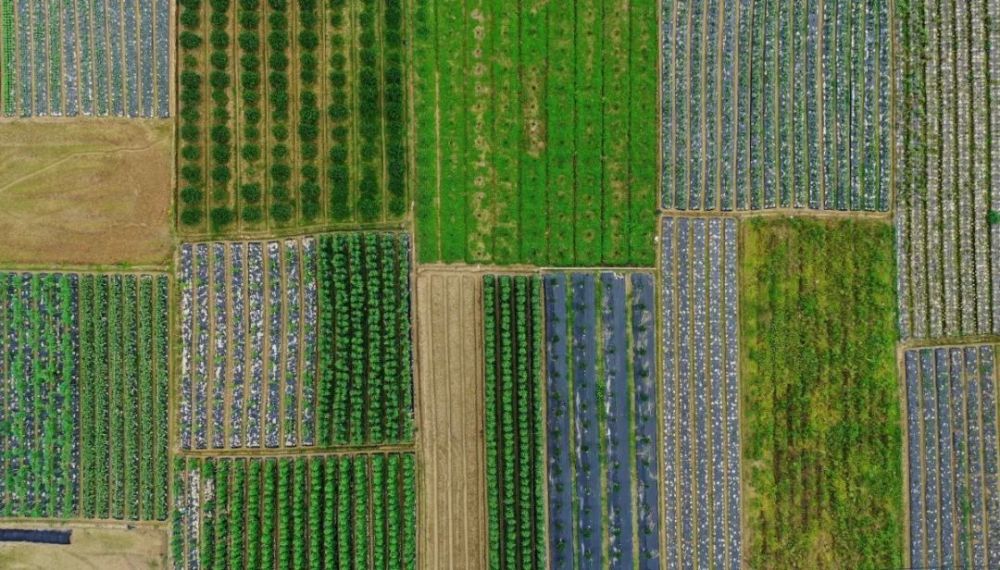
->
[903, 344, 1000, 569]
[660, 217, 742, 569]
[176, 0, 408, 233]
[542, 271, 660, 569]
[0, 0, 170, 117]
[741, 217, 902, 568]
[412, 0, 657, 266]
[177, 232, 413, 451]
[662, 0, 891, 211]
[172, 453, 416, 569]
[0, 271, 170, 521]
[895, 0, 1000, 341]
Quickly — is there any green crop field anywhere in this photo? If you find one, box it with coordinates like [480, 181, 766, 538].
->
[176, 0, 407, 234]
[740, 217, 902, 569]
[412, 0, 658, 266]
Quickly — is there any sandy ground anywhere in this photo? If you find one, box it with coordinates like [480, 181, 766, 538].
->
[414, 272, 487, 569]
[0, 523, 166, 569]
[0, 118, 173, 267]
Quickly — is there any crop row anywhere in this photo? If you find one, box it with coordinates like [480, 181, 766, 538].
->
[171, 454, 416, 570]
[0, 0, 169, 117]
[895, 0, 1000, 341]
[483, 275, 545, 570]
[316, 232, 414, 446]
[660, 217, 741, 569]
[904, 345, 1000, 570]
[663, 0, 890, 211]
[543, 271, 660, 569]
[177, 0, 408, 234]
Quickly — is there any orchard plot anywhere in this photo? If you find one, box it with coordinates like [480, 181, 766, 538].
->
[896, 0, 1000, 341]
[0, 0, 170, 117]
[172, 454, 417, 570]
[661, 217, 742, 569]
[904, 345, 1000, 570]
[543, 271, 660, 569]
[177, 232, 413, 451]
[0, 271, 169, 521]
[663, 0, 891, 211]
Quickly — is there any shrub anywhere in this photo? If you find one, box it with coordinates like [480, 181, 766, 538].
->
[181, 208, 203, 226]
[242, 205, 263, 223]
[241, 144, 261, 162]
[181, 186, 203, 205]
[241, 184, 262, 203]
[179, 31, 202, 50]
[210, 207, 235, 229]
[271, 202, 294, 222]
[989, 210, 1000, 226]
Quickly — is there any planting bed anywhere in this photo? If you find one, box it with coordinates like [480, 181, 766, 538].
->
[662, 0, 891, 211]
[543, 271, 660, 569]
[412, 0, 657, 266]
[0, 0, 170, 117]
[895, 0, 1000, 341]
[176, 0, 408, 233]
[177, 232, 413, 451]
[660, 217, 742, 569]
[172, 453, 416, 569]
[903, 345, 1000, 570]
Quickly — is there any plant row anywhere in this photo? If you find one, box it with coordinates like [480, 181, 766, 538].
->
[0, 0, 169, 117]
[660, 217, 741, 569]
[483, 275, 545, 570]
[316, 232, 414, 446]
[172, 454, 417, 569]
[542, 271, 661, 569]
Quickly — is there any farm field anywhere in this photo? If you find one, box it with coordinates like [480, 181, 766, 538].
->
[903, 344, 1000, 570]
[172, 453, 416, 569]
[662, 0, 891, 211]
[741, 217, 902, 569]
[660, 217, 742, 569]
[543, 271, 660, 569]
[895, 0, 1000, 341]
[412, 0, 658, 266]
[0, 0, 171, 118]
[177, 232, 413, 451]
[0, 523, 167, 569]
[0, 119, 172, 267]
[482, 275, 544, 570]
[176, 0, 408, 234]
[0, 271, 170, 522]
[414, 272, 486, 569]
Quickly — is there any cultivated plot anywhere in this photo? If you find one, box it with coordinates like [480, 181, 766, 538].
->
[171, 454, 416, 570]
[660, 217, 741, 569]
[177, 233, 413, 451]
[543, 272, 660, 569]
[483, 275, 545, 570]
[662, 0, 891, 211]
[895, 0, 1000, 341]
[413, 0, 658, 266]
[414, 272, 486, 569]
[904, 345, 1000, 570]
[0, 0, 170, 117]
[0, 272, 170, 521]
[176, 0, 407, 233]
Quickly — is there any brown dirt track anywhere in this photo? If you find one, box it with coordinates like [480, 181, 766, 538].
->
[0, 119, 173, 268]
[414, 272, 486, 569]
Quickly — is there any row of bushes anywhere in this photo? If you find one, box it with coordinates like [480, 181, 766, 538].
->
[178, 0, 204, 226]
[209, 0, 235, 229]
[328, 0, 351, 220]
[298, 0, 322, 221]
[238, 0, 265, 224]
[267, 0, 294, 223]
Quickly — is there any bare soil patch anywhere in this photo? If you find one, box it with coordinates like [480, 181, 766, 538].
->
[0, 523, 166, 569]
[0, 118, 173, 267]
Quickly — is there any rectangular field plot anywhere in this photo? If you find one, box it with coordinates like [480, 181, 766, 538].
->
[543, 272, 660, 569]
[413, 0, 657, 266]
[177, 233, 414, 451]
[483, 275, 545, 569]
[741, 217, 902, 568]
[663, 0, 891, 211]
[895, 1, 1000, 341]
[176, 0, 408, 234]
[171, 454, 416, 570]
[414, 272, 487, 569]
[660, 217, 741, 569]
[0, 272, 170, 521]
[0, 0, 170, 117]
[904, 345, 1000, 570]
